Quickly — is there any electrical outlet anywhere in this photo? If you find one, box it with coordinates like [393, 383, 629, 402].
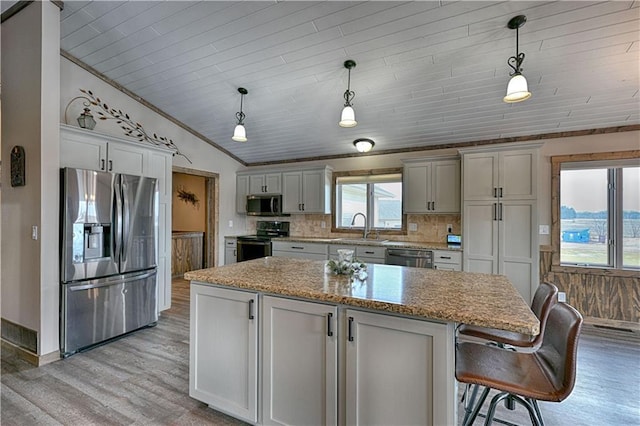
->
[447, 224, 453, 233]
[408, 223, 418, 232]
[539, 225, 550, 235]
[228, 220, 233, 228]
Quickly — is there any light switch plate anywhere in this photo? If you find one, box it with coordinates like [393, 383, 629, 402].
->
[539, 225, 550, 235]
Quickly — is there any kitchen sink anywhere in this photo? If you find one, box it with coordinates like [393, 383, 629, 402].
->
[333, 238, 388, 245]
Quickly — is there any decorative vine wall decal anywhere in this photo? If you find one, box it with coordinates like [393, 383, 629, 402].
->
[79, 89, 192, 163]
[177, 187, 200, 208]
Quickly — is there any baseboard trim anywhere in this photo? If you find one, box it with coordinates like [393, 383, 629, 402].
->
[1, 339, 60, 366]
[582, 317, 640, 343]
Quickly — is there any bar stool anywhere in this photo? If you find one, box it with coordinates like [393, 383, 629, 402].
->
[458, 281, 559, 349]
[458, 282, 558, 416]
[456, 302, 583, 426]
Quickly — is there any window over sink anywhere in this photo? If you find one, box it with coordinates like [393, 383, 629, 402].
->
[332, 169, 405, 234]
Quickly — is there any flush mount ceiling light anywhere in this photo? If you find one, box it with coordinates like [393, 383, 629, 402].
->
[339, 60, 358, 128]
[232, 87, 248, 142]
[503, 15, 532, 103]
[353, 138, 374, 153]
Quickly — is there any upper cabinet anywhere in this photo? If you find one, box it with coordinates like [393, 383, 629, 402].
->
[403, 157, 460, 213]
[249, 173, 281, 194]
[236, 175, 249, 214]
[462, 149, 537, 201]
[282, 167, 332, 214]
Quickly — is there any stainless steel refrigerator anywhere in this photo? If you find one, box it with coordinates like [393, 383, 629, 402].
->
[60, 167, 158, 357]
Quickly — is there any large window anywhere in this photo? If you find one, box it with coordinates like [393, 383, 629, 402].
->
[334, 172, 403, 233]
[559, 160, 639, 269]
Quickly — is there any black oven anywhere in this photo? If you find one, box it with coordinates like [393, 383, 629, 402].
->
[237, 237, 271, 262]
[236, 221, 289, 262]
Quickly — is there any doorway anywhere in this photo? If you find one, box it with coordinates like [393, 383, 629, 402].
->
[171, 166, 218, 280]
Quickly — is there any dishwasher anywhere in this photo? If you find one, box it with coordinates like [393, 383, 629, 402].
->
[385, 248, 434, 268]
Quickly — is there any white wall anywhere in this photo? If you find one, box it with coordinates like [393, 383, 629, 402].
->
[1, 0, 60, 355]
[59, 57, 248, 266]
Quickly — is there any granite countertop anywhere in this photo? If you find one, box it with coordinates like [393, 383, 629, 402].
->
[274, 237, 462, 251]
[184, 257, 538, 335]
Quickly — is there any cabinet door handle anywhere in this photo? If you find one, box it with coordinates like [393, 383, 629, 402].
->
[499, 187, 503, 198]
[499, 203, 503, 221]
[248, 299, 255, 320]
[301, 203, 305, 211]
[291, 246, 304, 250]
[493, 187, 498, 198]
[233, 249, 236, 256]
[108, 160, 113, 171]
[327, 313, 333, 337]
[364, 251, 375, 254]
[493, 203, 498, 221]
[101, 159, 105, 170]
[432, 201, 436, 211]
[440, 256, 451, 259]
[348, 316, 354, 341]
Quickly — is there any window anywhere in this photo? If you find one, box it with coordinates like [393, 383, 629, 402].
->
[333, 171, 404, 233]
[559, 160, 639, 269]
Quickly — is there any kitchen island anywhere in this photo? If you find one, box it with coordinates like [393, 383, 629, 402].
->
[184, 257, 538, 426]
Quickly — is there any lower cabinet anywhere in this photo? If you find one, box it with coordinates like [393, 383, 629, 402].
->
[189, 284, 258, 423]
[190, 285, 456, 425]
[262, 297, 338, 426]
[345, 310, 456, 426]
[432, 250, 462, 271]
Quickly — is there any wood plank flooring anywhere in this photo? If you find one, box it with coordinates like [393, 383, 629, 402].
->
[2, 278, 639, 425]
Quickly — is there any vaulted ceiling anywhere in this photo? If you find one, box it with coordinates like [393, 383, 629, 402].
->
[11, 1, 640, 164]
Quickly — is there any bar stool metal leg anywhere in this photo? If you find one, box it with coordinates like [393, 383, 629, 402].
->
[463, 386, 490, 426]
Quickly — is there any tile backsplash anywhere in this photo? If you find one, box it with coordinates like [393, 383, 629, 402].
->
[246, 214, 461, 243]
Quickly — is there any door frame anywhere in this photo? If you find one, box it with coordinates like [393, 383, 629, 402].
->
[172, 166, 219, 268]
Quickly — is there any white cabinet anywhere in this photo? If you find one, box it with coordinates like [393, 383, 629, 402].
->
[262, 296, 337, 426]
[403, 158, 460, 213]
[461, 145, 540, 302]
[282, 167, 332, 214]
[236, 175, 249, 213]
[225, 237, 237, 265]
[60, 125, 174, 311]
[249, 173, 281, 194]
[272, 241, 328, 260]
[189, 284, 258, 424]
[345, 310, 456, 426]
[330, 244, 386, 264]
[60, 124, 149, 175]
[432, 250, 462, 271]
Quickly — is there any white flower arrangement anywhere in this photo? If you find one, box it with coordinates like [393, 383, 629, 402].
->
[326, 259, 368, 279]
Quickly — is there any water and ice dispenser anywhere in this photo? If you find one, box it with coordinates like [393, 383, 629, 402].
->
[72, 223, 111, 262]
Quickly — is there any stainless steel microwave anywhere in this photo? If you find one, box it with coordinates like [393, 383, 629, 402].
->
[246, 194, 283, 216]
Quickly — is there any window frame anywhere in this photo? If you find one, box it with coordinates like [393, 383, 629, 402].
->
[551, 150, 640, 276]
[331, 168, 406, 235]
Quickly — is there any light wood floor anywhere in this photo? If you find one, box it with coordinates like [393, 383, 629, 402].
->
[2, 278, 639, 425]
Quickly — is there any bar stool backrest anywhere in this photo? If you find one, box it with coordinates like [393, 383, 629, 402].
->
[536, 302, 583, 402]
[530, 282, 559, 346]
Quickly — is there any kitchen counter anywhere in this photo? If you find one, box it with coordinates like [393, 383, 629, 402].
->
[273, 236, 462, 251]
[184, 257, 538, 335]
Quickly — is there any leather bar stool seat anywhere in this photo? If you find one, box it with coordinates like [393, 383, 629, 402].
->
[458, 281, 559, 348]
[456, 302, 583, 426]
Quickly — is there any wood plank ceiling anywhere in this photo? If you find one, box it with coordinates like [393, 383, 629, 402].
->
[53, 1, 640, 164]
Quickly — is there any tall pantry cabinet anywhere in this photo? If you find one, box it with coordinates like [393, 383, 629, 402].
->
[460, 144, 541, 302]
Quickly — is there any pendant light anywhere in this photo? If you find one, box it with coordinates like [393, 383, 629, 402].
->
[232, 87, 248, 142]
[503, 15, 532, 103]
[353, 138, 374, 153]
[339, 60, 357, 128]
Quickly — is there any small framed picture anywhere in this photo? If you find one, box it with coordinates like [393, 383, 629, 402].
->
[10, 145, 26, 187]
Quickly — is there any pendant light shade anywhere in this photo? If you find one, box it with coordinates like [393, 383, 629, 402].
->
[339, 60, 358, 128]
[232, 87, 248, 142]
[232, 124, 247, 142]
[353, 138, 374, 153]
[503, 15, 531, 103]
[340, 106, 357, 128]
[504, 73, 531, 103]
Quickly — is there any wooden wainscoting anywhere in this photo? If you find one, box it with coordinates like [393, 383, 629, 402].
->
[540, 246, 640, 333]
[172, 232, 204, 277]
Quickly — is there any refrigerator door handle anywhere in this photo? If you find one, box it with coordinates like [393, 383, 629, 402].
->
[114, 177, 123, 265]
[121, 179, 131, 265]
[67, 271, 156, 291]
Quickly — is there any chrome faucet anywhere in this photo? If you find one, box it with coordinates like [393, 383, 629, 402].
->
[350, 212, 369, 239]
